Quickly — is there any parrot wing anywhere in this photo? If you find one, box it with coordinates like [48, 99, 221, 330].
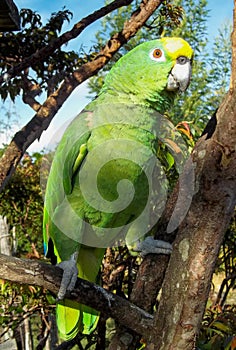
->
[43, 108, 103, 339]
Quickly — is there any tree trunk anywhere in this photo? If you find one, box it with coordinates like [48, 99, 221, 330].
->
[146, 72, 236, 350]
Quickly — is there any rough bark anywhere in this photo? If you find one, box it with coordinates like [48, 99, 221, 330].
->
[0, 253, 153, 336]
[145, 92, 236, 349]
[108, 256, 170, 349]
[0, 0, 163, 191]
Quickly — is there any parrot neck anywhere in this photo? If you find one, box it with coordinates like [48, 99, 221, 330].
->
[144, 90, 176, 114]
[98, 88, 176, 115]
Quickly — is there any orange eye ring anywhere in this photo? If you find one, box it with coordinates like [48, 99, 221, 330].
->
[152, 49, 162, 59]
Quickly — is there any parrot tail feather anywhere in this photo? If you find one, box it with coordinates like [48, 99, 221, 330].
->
[56, 300, 99, 340]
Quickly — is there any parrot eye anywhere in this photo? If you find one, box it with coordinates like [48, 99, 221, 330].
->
[149, 48, 166, 62]
[153, 49, 162, 58]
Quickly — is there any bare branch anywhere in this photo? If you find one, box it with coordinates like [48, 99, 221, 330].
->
[0, 0, 163, 192]
[0, 253, 153, 336]
[22, 76, 42, 111]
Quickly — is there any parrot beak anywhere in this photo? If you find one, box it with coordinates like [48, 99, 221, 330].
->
[167, 56, 192, 92]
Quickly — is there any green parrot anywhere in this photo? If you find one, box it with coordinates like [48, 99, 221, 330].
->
[43, 37, 193, 340]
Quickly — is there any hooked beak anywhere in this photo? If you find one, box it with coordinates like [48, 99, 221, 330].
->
[167, 56, 192, 92]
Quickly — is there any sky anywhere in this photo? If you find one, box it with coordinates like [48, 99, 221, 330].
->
[0, 0, 234, 152]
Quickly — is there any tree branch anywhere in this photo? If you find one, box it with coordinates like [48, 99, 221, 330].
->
[0, 0, 133, 85]
[22, 76, 42, 111]
[0, 0, 164, 192]
[0, 253, 154, 336]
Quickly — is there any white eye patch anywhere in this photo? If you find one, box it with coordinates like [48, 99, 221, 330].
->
[149, 48, 166, 62]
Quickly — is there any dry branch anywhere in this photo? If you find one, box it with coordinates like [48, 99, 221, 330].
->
[0, 0, 163, 192]
[0, 253, 154, 336]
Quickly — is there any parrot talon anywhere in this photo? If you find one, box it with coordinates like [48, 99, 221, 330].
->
[56, 252, 78, 300]
[96, 285, 113, 308]
[133, 236, 172, 257]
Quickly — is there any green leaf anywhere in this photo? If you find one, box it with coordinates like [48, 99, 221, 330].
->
[166, 151, 175, 170]
[212, 320, 231, 333]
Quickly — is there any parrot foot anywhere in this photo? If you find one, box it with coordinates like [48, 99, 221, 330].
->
[96, 285, 113, 307]
[133, 236, 172, 257]
[56, 252, 78, 300]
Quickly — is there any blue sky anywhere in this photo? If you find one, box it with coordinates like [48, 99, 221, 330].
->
[1, 0, 234, 152]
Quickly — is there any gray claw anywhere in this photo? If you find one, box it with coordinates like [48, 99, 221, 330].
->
[134, 236, 172, 257]
[56, 252, 78, 300]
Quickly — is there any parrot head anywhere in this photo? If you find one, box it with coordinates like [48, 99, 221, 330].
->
[101, 37, 193, 112]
